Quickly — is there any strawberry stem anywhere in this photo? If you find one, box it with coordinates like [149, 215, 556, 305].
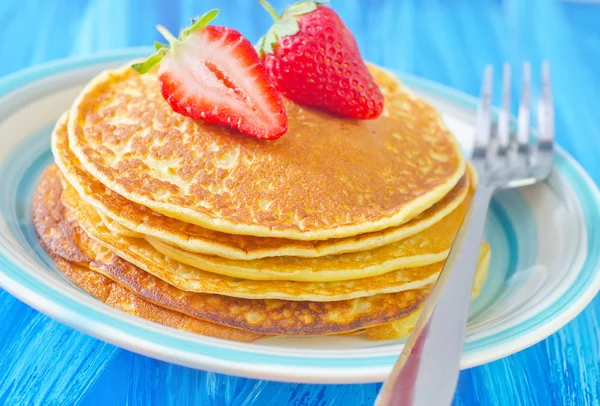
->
[258, 0, 280, 21]
[183, 9, 219, 37]
[157, 25, 178, 45]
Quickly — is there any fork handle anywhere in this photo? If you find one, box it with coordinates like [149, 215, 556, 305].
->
[376, 185, 495, 406]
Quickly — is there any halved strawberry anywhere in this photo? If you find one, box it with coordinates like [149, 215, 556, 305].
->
[257, 1, 384, 120]
[132, 10, 287, 140]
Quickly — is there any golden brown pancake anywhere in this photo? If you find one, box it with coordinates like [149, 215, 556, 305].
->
[59, 141, 473, 283]
[98, 210, 143, 238]
[60, 177, 444, 300]
[364, 305, 425, 340]
[59, 175, 493, 301]
[32, 166, 88, 264]
[145, 189, 471, 282]
[35, 166, 440, 335]
[35, 166, 490, 339]
[67, 63, 465, 239]
[53, 113, 469, 259]
[32, 166, 262, 342]
[54, 257, 263, 342]
[364, 244, 491, 340]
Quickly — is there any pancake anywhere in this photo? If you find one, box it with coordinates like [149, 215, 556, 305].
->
[32, 166, 261, 341]
[32, 165, 88, 265]
[98, 210, 143, 238]
[364, 305, 425, 341]
[67, 63, 465, 240]
[61, 175, 489, 300]
[145, 189, 471, 282]
[54, 257, 263, 342]
[34, 166, 439, 336]
[53, 113, 470, 259]
[59, 174, 445, 301]
[45, 234, 489, 341]
[364, 245, 491, 340]
[59, 115, 472, 282]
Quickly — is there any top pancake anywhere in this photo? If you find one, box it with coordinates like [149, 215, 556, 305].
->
[68, 63, 465, 239]
[54, 113, 469, 259]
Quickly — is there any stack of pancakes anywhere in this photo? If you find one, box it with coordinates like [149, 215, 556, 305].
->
[33, 63, 490, 342]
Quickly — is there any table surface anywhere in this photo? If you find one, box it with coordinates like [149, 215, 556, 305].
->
[1, 0, 599, 405]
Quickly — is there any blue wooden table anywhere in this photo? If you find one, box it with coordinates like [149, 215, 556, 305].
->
[1, 1, 599, 404]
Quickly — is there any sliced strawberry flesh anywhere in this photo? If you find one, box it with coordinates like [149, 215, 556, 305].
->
[158, 26, 287, 140]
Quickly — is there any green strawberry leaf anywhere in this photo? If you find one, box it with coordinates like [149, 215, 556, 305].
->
[133, 8, 220, 75]
[131, 50, 165, 74]
[283, 1, 317, 18]
[154, 41, 167, 51]
[182, 9, 219, 38]
[258, 28, 278, 55]
[273, 15, 299, 38]
[257, 0, 327, 56]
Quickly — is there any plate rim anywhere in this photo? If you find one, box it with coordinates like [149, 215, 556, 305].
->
[0, 49, 599, 384]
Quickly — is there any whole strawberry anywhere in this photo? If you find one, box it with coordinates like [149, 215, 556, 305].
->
[133, 10, 287, 140]
[257, 0, 384, 120]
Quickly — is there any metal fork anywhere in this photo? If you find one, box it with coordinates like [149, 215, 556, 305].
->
[376, 62, 554, 406]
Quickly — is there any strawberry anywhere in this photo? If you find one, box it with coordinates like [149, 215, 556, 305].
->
[257, 1, 384, 120]
[132, 10, 287, 140]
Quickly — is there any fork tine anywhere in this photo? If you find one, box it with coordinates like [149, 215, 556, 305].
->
[497, 63, 511, 158]
[473, 65, 493, 161]
[515, 62, 531, 164]
[538, 61, 554, 153]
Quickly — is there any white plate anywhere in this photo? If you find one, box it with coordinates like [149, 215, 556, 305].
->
[0, 49, 598, 384]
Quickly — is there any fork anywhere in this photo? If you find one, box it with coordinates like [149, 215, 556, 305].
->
[375, 62, 554, 406]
